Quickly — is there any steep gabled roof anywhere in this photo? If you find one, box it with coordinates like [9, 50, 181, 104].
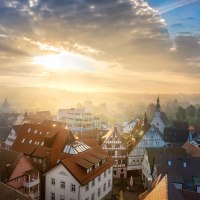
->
[0, 148, 23, 182]
[160, 112, 170, 126]
[103, 127, 126, 147]
[11, 123, 75, 168]
[144, 175, 184, 200]
[60, 146, 114, 185]
[0, 182, 31, 200]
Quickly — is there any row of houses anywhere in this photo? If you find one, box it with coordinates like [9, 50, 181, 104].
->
[0, 122, 114, 200]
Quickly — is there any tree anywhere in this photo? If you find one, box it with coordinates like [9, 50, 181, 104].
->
[196, 107, 200, 122]
[176, 106, 187, 121]
[186, 105, 196, 118]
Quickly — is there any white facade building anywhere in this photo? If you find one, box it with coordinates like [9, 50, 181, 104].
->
[58, 108, 102, 132]
[45, 145, 114, 200]
[127, 114, 165, 173]
[101, 127, 127, 178]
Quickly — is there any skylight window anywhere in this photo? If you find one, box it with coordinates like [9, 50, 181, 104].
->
[34, 130, 38, 134]
[29, 140, 32, 144]
[27, 128, 31, 133]
[22, 139, 25, 143]
[40, 131, 42, 135]
[41, 142, 44, 146]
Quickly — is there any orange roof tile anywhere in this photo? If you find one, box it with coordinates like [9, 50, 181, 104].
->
[61, 146, 114, 185]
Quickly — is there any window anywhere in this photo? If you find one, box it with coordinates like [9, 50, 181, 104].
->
[41, 142, 44, 146]
[60, 195, 65, 200]
[104, 171, 106, 178]
[91, 192, 95, 200]
[108, 179, 111, 188]
[168, 160, 172, 166]
[103, 183, 106, 192]
[27, 128, 31, 133]
[29, 140, 32, 144]
[98, 187, 101, 197]
[60, 181, 65, 189]
[85, 198, 89, 200]
[113, 170, 116, 175]
[108, 168, 111, 174]
[37, 142, 40, 145]
[121, 169, 123, 172]
[22, 139, 25, 143]
[51, 193, 55, 200]
[34, 130, 38, 134]
[40, 131, 42, 134]
[51, 178, 55, 186]
[38, 158, 42, 163]
[33, 157, 37, 162]
[85, 183, 89, 191]
[183, 162, 187, 168]
[98, 175, 101, 182]
[71, 184, 76, 192]
[95, 163, 99, 168]
[92, 179, 95, 187]
[15, 178, 20, 182]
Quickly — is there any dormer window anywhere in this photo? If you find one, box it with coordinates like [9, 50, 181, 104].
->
[183, 162, 187, 168]
[95, 163, 99, 168]
[168, 160, 172, 166]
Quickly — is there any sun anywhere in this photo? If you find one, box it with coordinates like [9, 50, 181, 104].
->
[32, 51, 96, 71]
[33, 53, 66, 70]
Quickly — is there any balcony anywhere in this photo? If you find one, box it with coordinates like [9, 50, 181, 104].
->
[29, 191, 40, 199]
[23, 178, 40, 188]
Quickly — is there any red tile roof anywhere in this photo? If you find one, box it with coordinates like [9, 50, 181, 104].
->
[11, 123, 75, 169]
[61, 146, 114, 185]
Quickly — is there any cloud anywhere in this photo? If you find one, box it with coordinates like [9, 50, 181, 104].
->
[158, 0, 200, 14]
[0, 0, 199, 93]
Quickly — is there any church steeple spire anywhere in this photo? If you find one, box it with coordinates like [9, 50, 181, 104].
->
[144, 112, 148, 126]
[156, 96, 161, 112]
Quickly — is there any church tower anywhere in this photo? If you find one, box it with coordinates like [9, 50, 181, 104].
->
[151, 96, 169, 134]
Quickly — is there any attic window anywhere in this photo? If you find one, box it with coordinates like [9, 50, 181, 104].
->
[102, 159, 107, 164]
[95, 163, 99, 168]
[183, 162, 187, 168]
[27, 128, 31, 133]
[22, 139, 25, 143]
[168, 160, 172, 166]
[34, 130, 38, 134]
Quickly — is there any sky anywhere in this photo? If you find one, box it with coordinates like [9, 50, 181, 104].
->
[0, 0, 200, 94]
